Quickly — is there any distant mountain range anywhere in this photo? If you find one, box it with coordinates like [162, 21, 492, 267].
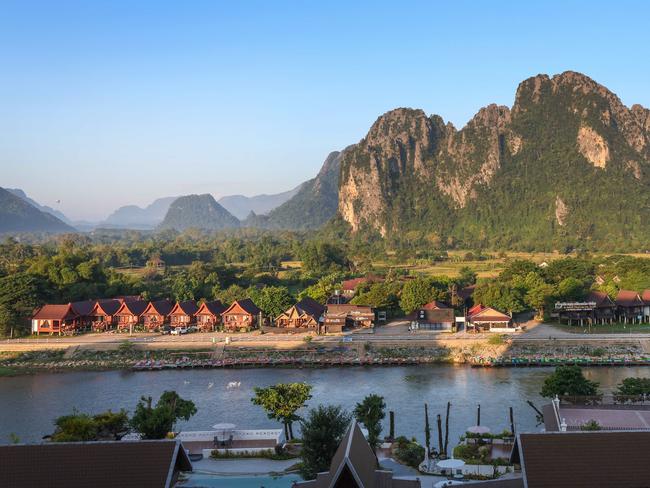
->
[158, 194, 239, 231]
[102, 196, 178, 229]
[6, 188, 71, 224]
[217, 185, 302, 220]
[0, 187, 75, 234]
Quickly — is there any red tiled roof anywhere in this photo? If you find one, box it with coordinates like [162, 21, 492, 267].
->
[641, 290, 650, 304]
[615, 290, 643, 307]
[421, 300, 450, 310]
[341, 275, 382, 291]
[32, 304, 77, 321]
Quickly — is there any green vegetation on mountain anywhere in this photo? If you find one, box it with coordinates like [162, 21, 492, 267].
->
[158, 194, 239, 231]
[0, 187, 75, 234]
[338, 72, 650, 251]
[244, 148, 348, 230]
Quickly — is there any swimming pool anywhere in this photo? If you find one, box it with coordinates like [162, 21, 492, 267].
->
[179, 473, 302, 487]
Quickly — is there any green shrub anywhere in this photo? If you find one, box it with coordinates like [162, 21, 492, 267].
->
[393, 436, 425, 468]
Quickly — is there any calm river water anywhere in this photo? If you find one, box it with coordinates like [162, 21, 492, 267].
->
[0, 365, 646, 444]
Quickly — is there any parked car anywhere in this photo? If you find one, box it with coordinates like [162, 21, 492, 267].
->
[170, 326, 188, 335]
[160, 325, 172, 335]
[187, 325, 198, 333]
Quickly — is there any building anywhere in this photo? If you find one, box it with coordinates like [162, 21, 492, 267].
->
[221, 298, 261, 332]
[195, 300, 227, 332]
[31, 304, 80, 335]
[543, 396, 650, 432]
[88, 299, 123, 332]
[415, 301, 455, 331]
[272, 297, 325, 332]
[168, 300, 199, 328]
[295, 421, 420, 488]
[141, 300, 173, 331]
[466, 304, 513, 333]
[553, 291, 616, 326]
[322, 304, 375, 334]
[114, 300, 148, 332]
[340, 275, 383, 298]
[69, 300, 96, 330]
[643, 290, 650, 323]
[615, 290, 645, 323]
[0, 440, 192, 488]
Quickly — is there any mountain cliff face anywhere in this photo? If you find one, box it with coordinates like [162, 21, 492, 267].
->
[0, 188, 75, 234]
[244, 147, 351, 230]
[158, 194, 239, 231]
[338, 72, 650, 249]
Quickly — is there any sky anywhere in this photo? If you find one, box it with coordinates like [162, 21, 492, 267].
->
[1, 1, 649, 221]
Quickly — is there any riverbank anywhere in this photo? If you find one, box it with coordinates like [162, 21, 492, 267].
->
[1, 338, 648, 375]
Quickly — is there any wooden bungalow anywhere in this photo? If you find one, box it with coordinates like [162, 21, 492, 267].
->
[141, 300, 173, 331]
[114, 300, 149, 332]
[195, 300, 226, 332]
[221, 299, 261, 332]
[169, 300, 199, 328]
[273, 297, 325, 332]
[31, 304, 79, 335]
[642, 290, 650, 323]
[553, 291, 617, 326]
[89, 299, 122, 332]
[69, 300, 96, 331]
[323, 304, 375, 334]
[416, 300, 455, 331]
[615, 290, 645, 323]
[466, 304, 513, 332]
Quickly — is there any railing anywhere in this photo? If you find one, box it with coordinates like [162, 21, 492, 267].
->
[558, 394, 650, 406]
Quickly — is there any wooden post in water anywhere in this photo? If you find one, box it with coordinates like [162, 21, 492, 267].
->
[509, 406, 515, 434]
[424, 404, 431, 454]
[477, 404, 481, 426]
[389, 411, 395, 440]
[444, 401, 451, 457]
[436, 414, 443, 457]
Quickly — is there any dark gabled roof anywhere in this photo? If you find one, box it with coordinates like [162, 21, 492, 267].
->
[295, 297, 326, 318]
[0, 440, 192, 488]
[143, 300, 173, 316]
[196, 300, 227, 316]
[615, 289, 644, 307]
[70, 300, 96, 316]
[32, 304, 77, 321]
[512, 431, 650, 488]
[585, 290, 615, 308]
[92, 299, 122, 316]
[170, 300, 199, 316]
[115, 300, 148, 316]
[224, 298, 261, 316]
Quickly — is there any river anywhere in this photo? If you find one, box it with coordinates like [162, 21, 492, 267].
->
[0, 365, 645, 444]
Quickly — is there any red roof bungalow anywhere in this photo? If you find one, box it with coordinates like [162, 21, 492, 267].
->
[195, 300, 227, 332]
[615, 290, 645, 323]
[169, 300, 199, 328]
[31, 304, 79, 335]
[340, 275, 383, 298]
[69, 300, 96, 330]
[88, 299, 123, 332]
[141, 300, 173, 331]
[416, 301, 455, 331]
[114, 300, 149, 332]
[273, 297, 326, 332]
[323, 304, 375, 334]
[221, 299, 261, 332]
[466, 304, 513, 333]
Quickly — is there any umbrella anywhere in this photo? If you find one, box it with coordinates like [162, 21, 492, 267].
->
[436, 458, 465, 470]
[467, 425, 491, 435]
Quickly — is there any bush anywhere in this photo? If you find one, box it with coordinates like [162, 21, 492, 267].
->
[487, 335, 505, 346]
[393, 436, 425, 468]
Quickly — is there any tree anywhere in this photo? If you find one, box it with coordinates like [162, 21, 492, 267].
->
[300, 405, 351, 480]
[540, 366, 599, 398]
[251, 383, 312, 440]
[131, 391, 197, 439]
[353, 394, 385, 450]
[250, 286, 294, 318]
[400, 277, 444, 314]
[616, 377, 650, 396]
[50, 409, 129, 442]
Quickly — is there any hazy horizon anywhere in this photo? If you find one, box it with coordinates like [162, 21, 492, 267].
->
[2, 1, 649, 220]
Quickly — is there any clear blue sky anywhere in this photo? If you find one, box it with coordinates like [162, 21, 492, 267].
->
[2, 1, 649, 221]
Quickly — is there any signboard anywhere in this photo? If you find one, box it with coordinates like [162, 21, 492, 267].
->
[554, 302, 597, 311]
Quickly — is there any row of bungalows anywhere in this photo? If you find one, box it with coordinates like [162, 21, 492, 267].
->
[553, 289, 650, 325]
[31, 298, 260, 335]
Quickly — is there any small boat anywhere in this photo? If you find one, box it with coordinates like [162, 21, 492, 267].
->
[227, 381, 241, 389]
